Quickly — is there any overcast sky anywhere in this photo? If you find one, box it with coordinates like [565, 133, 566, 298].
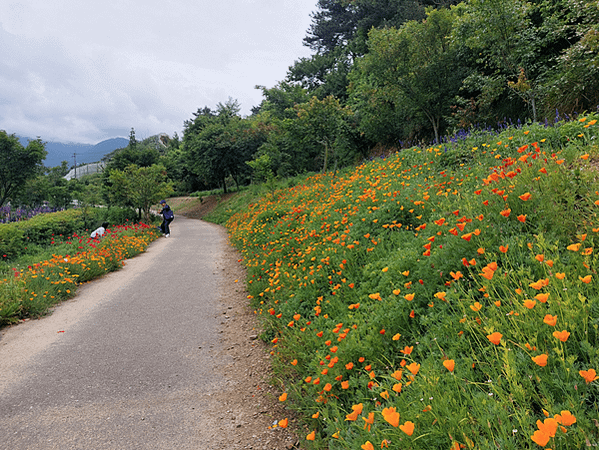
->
[0, 0, 317, 144]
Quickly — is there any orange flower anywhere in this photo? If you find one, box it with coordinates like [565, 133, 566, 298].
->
[399, 421, 415, 436]
[579, 275, 592, 284]
[278, 418, 289, 428]
[392, 383, 403, 393]
[312, 411, 320, 419]
[450, 271, 463, 280]
[406, 362, 420, 375]
[487, 332, 502, 345]
[470, 302, 482, 312]
[529, 278, 549, 290]
[556, 410, 577, 426]
[279, 393, 288, 401]
[532, 353, 548, 367]
[361, 441, 375, 450]
[346, 362, 354, 370]
[362, 412, 375, 431]
[341, 380, 350, 389]
[535, 293, 549, 303]
[392, 333, 401, 341]
[369, 292, 382, 301]
[461, 232, 473, 241]
[523, 299, 536, 309]
[537, 418, 558, 437]
[401, 346, 414, 355]
[404, 293, 415, 301]
[567, 243, 581, 251]
[543, 314, 557, 326]
[381, 407, 400, 427]
[553, 330, 570, 342]
[531, 429, 550, 446]
[555, 272, 566, 280]
[306, 430, 316, 441]
[500, 208, 511, 217]
[443, 359, 455, 372]
[391, 370, 403, 381]
[345, 403, 364, 421]
[499, 245, 509, 253]
[519, 192, 532, 201]
[517, 214, 527, 223]
[579, 368, 598, 384]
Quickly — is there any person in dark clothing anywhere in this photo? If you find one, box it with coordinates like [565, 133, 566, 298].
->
[158, 200, 174, 237]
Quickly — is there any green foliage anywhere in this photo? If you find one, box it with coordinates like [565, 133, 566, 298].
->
[107, 164, 173, 223]
[0, 226, 25, 260]
[0, 132, 47, 207]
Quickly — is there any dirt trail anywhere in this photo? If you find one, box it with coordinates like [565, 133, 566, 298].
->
[0, 201, 299, 449]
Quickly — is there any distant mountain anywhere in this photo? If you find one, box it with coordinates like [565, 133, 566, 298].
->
[17, 136, 129, 168]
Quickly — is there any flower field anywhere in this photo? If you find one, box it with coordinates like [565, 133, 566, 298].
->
[225, 116, 599, 449]
[0, 222, 158, 325]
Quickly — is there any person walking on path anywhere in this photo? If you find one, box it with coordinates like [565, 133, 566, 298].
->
[159, 200, 174, 237]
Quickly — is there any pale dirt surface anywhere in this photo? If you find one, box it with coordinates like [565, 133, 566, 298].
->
[0, 203, 301, 450]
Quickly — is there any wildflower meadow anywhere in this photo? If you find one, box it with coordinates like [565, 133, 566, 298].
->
[223, 116, 599, 449]
[0, 220, 158, 325]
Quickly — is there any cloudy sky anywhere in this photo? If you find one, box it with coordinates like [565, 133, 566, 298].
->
[0, 0, 317, 144]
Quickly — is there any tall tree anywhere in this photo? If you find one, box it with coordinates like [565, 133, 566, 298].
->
[351, 7, 466, 143]
[0, 132, 47, 207]
[107, 164, 173, 223]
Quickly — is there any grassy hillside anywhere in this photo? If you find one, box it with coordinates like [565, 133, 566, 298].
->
[211, 116, 599, 450]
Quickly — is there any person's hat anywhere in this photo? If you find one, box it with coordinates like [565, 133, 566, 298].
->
[160, 200, 166, 204]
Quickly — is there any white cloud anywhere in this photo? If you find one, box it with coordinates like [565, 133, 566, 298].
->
[0, 0, 316, 143]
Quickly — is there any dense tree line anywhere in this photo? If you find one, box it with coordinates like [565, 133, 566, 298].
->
[4, 0, 598, 206]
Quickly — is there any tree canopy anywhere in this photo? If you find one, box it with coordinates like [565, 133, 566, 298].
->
[0, 131, 47, 207]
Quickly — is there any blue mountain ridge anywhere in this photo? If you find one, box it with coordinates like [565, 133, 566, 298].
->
[17, 136, 129, 168]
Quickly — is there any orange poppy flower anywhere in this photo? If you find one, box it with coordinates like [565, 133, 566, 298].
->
[537, 417, 558, 437]
[470, 302, 482, 312]
[517, 214, 527, 223]
[523, 299, 536, 309]
[406, 362, 420, 375]
[341, 380, 350, 389]
[381, 407, 400, 427]
[553, 330, 570, 342]
[392, 333, 401, 341]
[306, 430, 316, 440]
[361, 441, 374, 450]
[499, 245, 509, 253]
[404, 293, 415, 301]
[443, 359, 455, 372]
[278, 418, 289, 428]
[535, 293, 549, 303]
[555, 272, 566, 280]
[392, 383, 403, 393]
[279, 393, 288, 401]
[345, 403, 364, 421]
[543, 314, 557, 326]
[579, 368, 598, 384]
[500, 208, 511, 217]
[487, 332, 502, 345]
[401, 346, 414, 355]
[567, 243, 581, 251]
[531, 429, 550, 446]
[519, 192, 532, 201]
[579, 275, 592, 284]
[399, 421, 415, 436]
[556, 410, 577, 426]
[532, 353, 548, 367]
[391, 370, 403, 381]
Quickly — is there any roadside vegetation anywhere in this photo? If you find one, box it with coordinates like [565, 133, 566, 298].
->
[0, 208, 159, 326]
[207, 115, 599, 450]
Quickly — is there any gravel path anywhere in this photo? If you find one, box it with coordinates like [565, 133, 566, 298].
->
[0, 217, 298, 450]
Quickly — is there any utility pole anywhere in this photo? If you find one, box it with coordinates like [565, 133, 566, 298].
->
[73, 153, 77, 180]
